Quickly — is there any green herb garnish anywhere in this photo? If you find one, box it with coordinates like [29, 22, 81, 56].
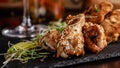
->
[2, 41, 50, 68]
[48, 20, 67, 32]
[94, 5, 99, 12]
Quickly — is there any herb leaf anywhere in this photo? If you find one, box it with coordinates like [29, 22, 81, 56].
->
[48, 21, 67, 32]
[94, 5, 99, 12]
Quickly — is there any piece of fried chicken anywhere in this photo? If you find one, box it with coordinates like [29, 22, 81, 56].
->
[39, 29, 60, 51]
[84, 1, 113, 24]
[83, 22, 107, 53]
[101, 9, 120, 44]
[56, 14, 85, 58]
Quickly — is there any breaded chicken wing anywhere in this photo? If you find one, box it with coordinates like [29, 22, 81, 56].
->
[57, 14, 85, 58]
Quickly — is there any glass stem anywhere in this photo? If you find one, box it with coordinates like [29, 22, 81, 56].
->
[21, 0, 31, 27]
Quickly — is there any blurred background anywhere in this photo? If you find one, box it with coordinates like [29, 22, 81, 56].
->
[0, 0, 120, 29]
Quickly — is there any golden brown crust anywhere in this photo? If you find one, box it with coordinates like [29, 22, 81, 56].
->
[39, 29, 60, 51]
[84, 1, 113, 24]
[57, 14, 85, 58]
[83, 22, 107, 53]
[101, 9, 120, 43]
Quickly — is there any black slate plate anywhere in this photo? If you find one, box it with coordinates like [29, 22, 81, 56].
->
[4, 38, 120, 68]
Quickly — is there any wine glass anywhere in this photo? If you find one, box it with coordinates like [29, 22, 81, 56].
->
[2, 0, 47, 38]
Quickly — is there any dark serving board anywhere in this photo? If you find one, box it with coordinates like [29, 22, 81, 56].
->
[3, 38, 120, 68]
